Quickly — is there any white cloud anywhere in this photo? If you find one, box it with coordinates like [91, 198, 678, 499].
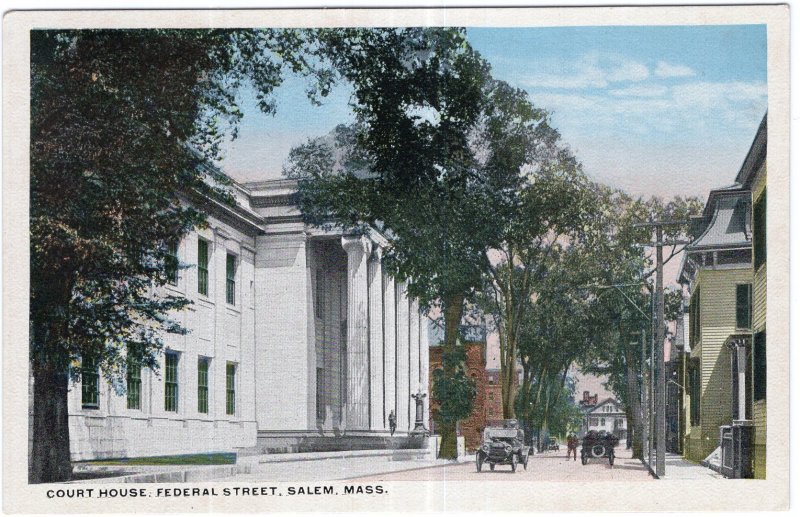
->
[609, 85, 669, 98]
[655, 61, 696, 78]
[522, 52, 649, 90]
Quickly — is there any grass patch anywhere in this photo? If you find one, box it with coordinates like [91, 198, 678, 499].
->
[83, 452, 236, 466]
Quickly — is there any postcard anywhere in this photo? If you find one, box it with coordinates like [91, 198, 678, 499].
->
[2, 4, 790, 513]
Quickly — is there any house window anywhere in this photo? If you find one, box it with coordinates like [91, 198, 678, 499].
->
[736, 283, 752, 330]
[226, 362, 236, 416]
[690, 288, 701, 347]
[166, 240, 179, 285]
[197, 239, 209, 296]
[753, 191, 766, 269]
[600, 418, 605, 426]
[226, 253, 237, 305]
[753, 331, 766, 402]
[164, 352, 179, 412]
[81, 355, 99, 409]
[197, 357, 209, 414]
[590, 418, 598, 426]
[126, 359, 141, 410]
[689, 360, 701, 426]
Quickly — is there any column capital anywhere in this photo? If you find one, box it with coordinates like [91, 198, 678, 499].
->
[371, 245, 384, 262]
[341, 235, 372, 257]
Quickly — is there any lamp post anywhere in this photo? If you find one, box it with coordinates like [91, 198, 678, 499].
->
[410, 388, 429, 436]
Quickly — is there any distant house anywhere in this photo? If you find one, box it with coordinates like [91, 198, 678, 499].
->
[581, 397, 627, 441]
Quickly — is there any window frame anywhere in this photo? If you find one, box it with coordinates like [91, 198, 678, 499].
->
[197, 239, 209, 297]
[81, 355, 100, 409]
[225, 362, 237, 416]
[164, 352, 179, 412]
[735, 283, 753, 330]
[166, 240, 179, 286]
[226, 253, 237, 306]
[126, 359, 141, 410]
[197, 357, 209, 414]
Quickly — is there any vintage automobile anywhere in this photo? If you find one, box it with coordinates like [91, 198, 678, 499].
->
[580, 430, 619, 466]
[547, 438, 561, 451]
[476, 420, 530, 472]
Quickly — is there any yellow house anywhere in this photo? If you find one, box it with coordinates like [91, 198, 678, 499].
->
[734, 114, 767, 479]
[678, 114, 766, 478]
[679, 184, 752, 465]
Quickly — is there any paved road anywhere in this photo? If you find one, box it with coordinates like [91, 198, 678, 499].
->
[346, 446, 653, 482]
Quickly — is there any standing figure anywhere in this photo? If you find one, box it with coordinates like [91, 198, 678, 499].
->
[388, 410, 397, 436]
[567, 432, 579, 461]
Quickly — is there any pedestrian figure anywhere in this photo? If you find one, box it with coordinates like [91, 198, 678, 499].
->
[567, 432, 578, 461]
[388, 410, 397, 436]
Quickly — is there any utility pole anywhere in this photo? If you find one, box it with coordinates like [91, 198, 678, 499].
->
[654, 225, 666, 477]
[634, 220, 690, 478]
[640, 329, 647, 463]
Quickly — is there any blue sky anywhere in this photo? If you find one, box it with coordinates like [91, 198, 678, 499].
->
[219, 25, 767, 199]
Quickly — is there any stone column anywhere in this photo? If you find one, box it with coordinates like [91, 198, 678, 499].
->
[368, 247, 385, 430]
[382, 273, 397, 431]
[409, 299, 420, 412]
[342, 235, 371, 430]
[395, 282, 410, 431]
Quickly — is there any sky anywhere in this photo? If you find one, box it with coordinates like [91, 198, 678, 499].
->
[219, 24, 767, 200]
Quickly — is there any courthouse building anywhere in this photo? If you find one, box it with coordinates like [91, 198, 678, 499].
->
[66, 177, 431, 460]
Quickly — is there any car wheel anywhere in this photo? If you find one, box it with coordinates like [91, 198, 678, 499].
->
[591, 444, 606, 458]
[523, 454, 529, 470]
[476, 453, 483, 472]
[609, 452, 615, 467]
[511, 454, 518, 472]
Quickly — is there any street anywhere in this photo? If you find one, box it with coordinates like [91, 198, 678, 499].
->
[345, 446, 653, 482]
[222, 445, 653, 483]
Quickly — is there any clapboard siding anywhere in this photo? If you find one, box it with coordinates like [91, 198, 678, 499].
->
[694, 268, 753, 457]
[752, 400, 767, 478]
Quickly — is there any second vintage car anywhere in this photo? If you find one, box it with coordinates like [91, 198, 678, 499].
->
[476, 420, 530, 472]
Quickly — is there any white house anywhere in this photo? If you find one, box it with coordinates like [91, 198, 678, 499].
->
[66, 177, 431, 460]
[582, 398, 627, 441]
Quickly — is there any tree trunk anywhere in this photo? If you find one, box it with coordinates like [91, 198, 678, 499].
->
[29, 363, 72, 483]
[436, 293, 465, 460]
[624, 344, 643, 460]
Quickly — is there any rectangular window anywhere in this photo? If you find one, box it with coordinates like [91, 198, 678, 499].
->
[226, 253, 236, 305]
[690, 360, 701, 426]
[753, 191, 766, 269]
[166, 240, 179, 285]
[164, 352, 179, 412]
[198, 239, 209, 296]
[753, 331, 766, 402]
[197, 358, 209, 414]
[126, 359, 141, 410]
[690, 288, 701, 347]
[316, 367, 325, 421]
[590, 418, 598, 426]
[81, 355, 99, 409]
[226, 363, 236, 416]
[736, 283, 752, 330]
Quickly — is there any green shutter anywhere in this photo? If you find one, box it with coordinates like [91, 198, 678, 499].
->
[198, 239, 209, 296]
[753, 192, 766, 269]
[197, 358, 209, 414]
[736, 283, 752, 329]
[753, 331, 766, 402]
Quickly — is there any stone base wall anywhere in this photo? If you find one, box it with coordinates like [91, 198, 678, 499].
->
[69, 415, 256, 461]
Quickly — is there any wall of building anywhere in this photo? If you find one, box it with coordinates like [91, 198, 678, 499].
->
[751, 162, 767, 479]
[686, 266, 752, 462]
[68, 216, 258, 460]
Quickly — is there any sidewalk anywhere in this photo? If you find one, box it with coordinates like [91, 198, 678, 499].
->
[651, 452, 723, 480]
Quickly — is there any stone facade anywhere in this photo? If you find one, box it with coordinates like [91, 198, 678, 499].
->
[66, 178, 431, 460]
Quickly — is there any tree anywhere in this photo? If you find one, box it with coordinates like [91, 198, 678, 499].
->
[29, 28, 337, 483]
[286, 33, 559, 458]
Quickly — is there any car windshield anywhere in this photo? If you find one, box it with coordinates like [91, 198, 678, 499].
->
[484, 428, 520, 440]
